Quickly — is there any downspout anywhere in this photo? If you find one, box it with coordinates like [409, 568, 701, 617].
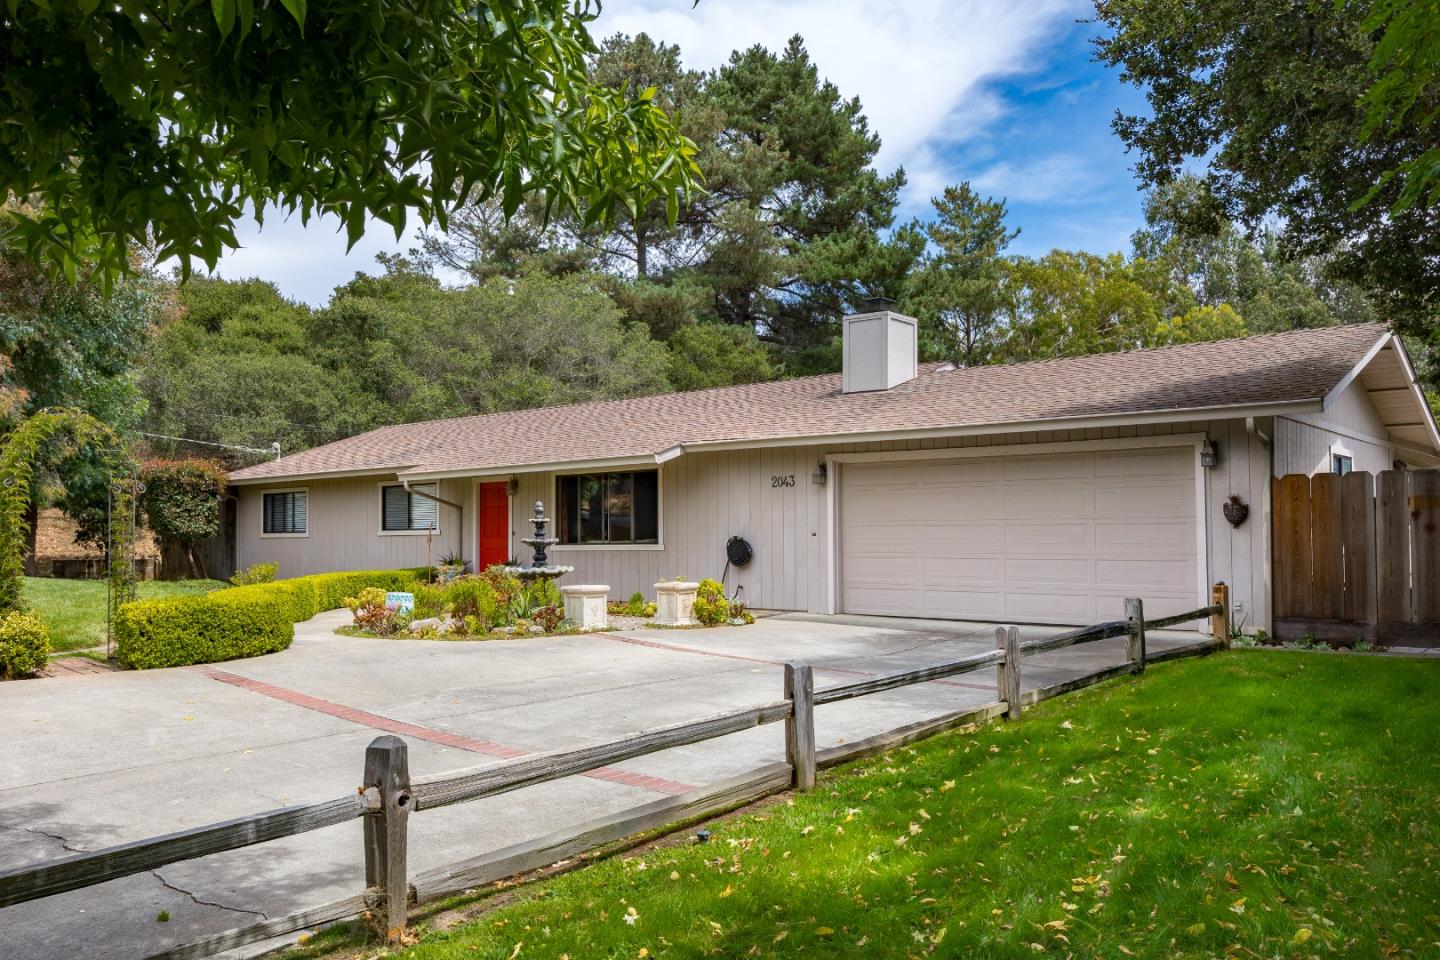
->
[1246, 417, 1273, 637]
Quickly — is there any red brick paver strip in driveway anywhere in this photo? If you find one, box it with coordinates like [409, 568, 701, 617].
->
[42, 656, 119, 678]
[197, 666, 695, 796]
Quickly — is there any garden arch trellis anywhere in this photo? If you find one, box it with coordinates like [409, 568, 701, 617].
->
[0, 408, 136, 655]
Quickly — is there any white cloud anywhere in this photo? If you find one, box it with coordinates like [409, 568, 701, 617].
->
[599, 0, 1079, 171]
[970, 152, 1102, 205]
[199, 0, 1085, 302]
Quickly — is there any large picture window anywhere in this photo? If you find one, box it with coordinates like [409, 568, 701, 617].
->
[557, 470, 659, 545]
[381, 483, 439, 532]
[262, 490, 307, 535]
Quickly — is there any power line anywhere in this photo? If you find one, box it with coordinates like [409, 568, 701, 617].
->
[137, 432, 281, 460]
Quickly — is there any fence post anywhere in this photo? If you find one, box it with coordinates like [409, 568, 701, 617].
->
[1124, 597, 1146, 673]
[996, 626, 1021, 719]
[1211, 582, 1232, 648]
[363, 735, 411, 943]
[784, 661, 816, 791]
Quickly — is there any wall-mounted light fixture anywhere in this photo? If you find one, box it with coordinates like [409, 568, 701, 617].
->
[507, 477, 519, 495]
[1200, 442, 1218, 469]
[811, 463, 828, 485]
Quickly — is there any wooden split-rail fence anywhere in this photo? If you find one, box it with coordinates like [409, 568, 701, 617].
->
[0, 589, 1230, 960]
[1274, 468, 1440, 644]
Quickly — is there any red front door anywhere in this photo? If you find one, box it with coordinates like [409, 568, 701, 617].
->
[477, 482, 509, 570]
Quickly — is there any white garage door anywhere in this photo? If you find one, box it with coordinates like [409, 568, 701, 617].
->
[839, 446, 1200, 624]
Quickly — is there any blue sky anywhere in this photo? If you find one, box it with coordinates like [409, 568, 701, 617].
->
[198, 0, 1152, 305]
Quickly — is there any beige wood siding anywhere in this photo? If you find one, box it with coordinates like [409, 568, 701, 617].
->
[236, 476, 469, 576]
[1275, 381, 1395, 475]
[506, 418, 1272, 631]
[235, 416, 1277, 632]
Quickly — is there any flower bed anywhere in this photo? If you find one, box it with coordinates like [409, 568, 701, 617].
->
[114, 567, 428, 669]
[339, 566, 574, 641]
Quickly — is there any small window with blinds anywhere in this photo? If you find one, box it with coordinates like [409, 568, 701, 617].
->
[262, 490, 308, 535]
[380, 483, 440, 533]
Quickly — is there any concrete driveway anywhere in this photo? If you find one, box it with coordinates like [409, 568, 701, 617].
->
[0, 610, 1208, 959]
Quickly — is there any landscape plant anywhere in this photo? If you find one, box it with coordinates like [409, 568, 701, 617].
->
[0, 610, 49, 677]
[693, 577, 730, 626]
[229, 562, 278, 587]
[140, 459, 228, 578]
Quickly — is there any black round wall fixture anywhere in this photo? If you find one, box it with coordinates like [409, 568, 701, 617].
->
[726, 536, 753, 567]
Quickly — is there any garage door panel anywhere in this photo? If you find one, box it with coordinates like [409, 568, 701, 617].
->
[1005, 591, 1093, 623]
[923, 556, 1005, 581]
[1094, 484, 1192, 519]
[926, 523, 1006, 551]
[842, 522, 922, 552]
[1004, 557, 1090, 584]
[1004, 485, 1091, 518]
[923, 589, 1007, 619]
[844, 554, 924, 581]
[1005, 523, 1092, 550]
[926, 487, 1006, 520]
[846, 462, 923, 488]
[1095, 558, 1194, 589]
[918, 459, 1004, 484]
[844, 586, 924, 615]
[1095, 447, 1193, 478]
[1094, 520, 1191, 550]
[841, 447, 1200, 625]
[1004, 453, 1095, 481]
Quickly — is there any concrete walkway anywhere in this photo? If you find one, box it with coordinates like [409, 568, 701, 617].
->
[0, 610, 1208, 960]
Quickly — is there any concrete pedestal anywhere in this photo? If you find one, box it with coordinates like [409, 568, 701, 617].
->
[561, 584, 610, 631]
[654, 580, 700, 626]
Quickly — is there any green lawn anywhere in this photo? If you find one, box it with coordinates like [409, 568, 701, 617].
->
[25, 576, 226, 653]
[287, 651, 1440, 959]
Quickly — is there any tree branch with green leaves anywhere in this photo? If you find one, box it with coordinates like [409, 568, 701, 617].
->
[0, 0, 701, 282]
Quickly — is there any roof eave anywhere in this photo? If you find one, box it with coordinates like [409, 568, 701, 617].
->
[228, 466, 412, 486]
[397, 446, 686, 482]
[674, 398, 1326, 454]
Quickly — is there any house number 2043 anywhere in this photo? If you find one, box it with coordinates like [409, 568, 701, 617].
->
[770, 474, 796, 488]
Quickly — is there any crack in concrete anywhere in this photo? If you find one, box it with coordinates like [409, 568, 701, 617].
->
[11, 823, 87, 854]
[150, 869, 269, 920]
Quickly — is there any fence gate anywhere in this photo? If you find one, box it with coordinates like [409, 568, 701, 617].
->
[1273, 468, 1439, 644]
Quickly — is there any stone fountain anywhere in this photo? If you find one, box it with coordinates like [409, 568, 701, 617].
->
[503, 500, 574, 583]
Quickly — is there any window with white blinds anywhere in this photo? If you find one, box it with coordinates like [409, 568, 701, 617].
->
[381, 483, 439, 532]
[262, 490, 307, 535]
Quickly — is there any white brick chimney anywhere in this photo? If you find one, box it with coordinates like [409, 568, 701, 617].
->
[842, 297, 918, 394]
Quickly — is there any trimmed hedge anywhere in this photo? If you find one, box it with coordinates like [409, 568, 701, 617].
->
[116, 568, 427, 670]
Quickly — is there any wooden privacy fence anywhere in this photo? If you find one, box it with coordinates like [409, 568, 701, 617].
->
[0, 591, 1228, 960]
[1274, 469, 1440, 643]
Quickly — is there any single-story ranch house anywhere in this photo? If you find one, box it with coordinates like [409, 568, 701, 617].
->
[229, 307, 1439, 635]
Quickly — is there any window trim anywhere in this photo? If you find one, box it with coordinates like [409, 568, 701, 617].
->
[552, 468, 664, 552]
[377, 481, 442, 536]
[1331, 441, 1355, 476]
[259, 487, 310, 539]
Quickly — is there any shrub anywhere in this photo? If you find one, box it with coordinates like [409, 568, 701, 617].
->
[115, 567, 428, 669]
[141, 459, 228, 578]
[412, 582, 447, 619]
[524, 577, 562, 612]
[446, 577, 502, 629]
[116, 591, 292, 669]
[694, 578, 730, 626]
[625, 591, 648, 616]
[479, 565, 523, 610]
[344, 587, 396, 633]
[229, 562, 278, 586]
[532, 604, 564, 631]
[0, 611, 50, 677]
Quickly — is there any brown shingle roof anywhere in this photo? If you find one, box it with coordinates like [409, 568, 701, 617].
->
[230, 323, 1389, 483]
